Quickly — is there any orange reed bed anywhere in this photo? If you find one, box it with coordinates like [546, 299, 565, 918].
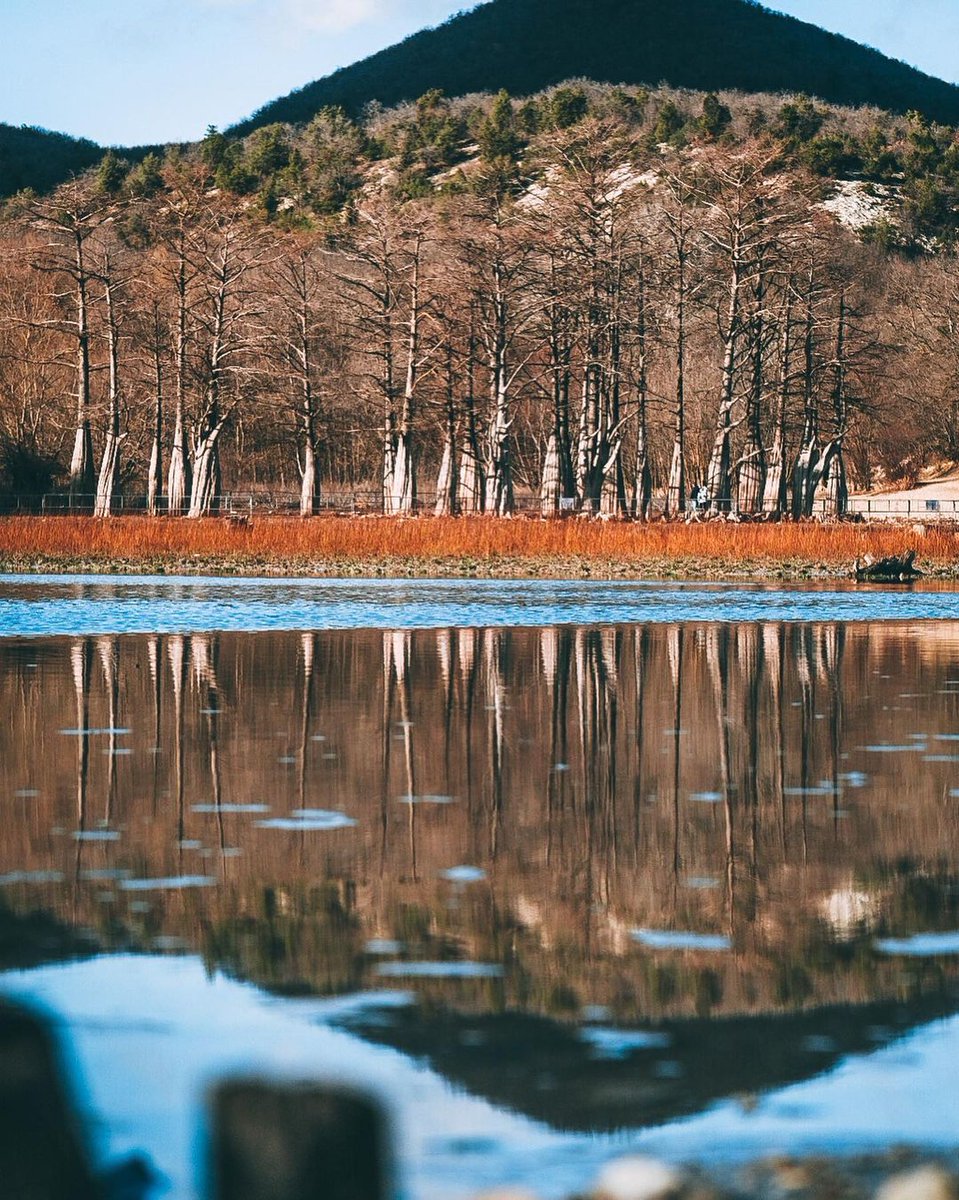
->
[0, 516, 956, 568]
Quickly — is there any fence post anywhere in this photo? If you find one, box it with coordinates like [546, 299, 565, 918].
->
[210, 1079, 389, 1200]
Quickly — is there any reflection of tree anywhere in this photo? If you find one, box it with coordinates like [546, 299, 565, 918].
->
[168, 635, 188, 846]
[147, 635, 164, 818]
[298, 633, 317, 813]
[95, 636, 119, 825]
[541, 627, 572, 866]
[706, 626, 735, 926]
[3, 620, 952, 1026]
[192, 634, 224, 852]
[385, 630, 418, 880]
[69, 637, 93, 885]
[483, 628, 506, 862]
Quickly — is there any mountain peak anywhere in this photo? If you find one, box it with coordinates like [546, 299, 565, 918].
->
[229, 0, 959, 135]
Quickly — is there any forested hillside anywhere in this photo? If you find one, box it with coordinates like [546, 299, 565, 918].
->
[232, 0, 959, 134]
[0, 81, 957, 521]
[0, 124, 103, 198]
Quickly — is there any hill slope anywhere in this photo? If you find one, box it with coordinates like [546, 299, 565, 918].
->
[0, 124, 103, 197]
[231, 0, 959, 134]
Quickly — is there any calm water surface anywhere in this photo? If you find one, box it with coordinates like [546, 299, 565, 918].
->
[1, 578, 959, 1198]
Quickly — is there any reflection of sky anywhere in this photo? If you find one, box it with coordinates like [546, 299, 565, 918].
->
[7, 577, 959, 638]
[3, 956, 959, 1200]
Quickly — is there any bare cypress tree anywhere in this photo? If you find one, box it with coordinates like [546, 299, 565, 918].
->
[153, 187, 204, 515]
[736, 266, 768, 515]
[762, 290, 794, 517]
[93, 246, 130, 518]
[538, 250, 576, 515]
[701, 148, 782, 513]
[434, 342, 460, 516]
[339, 200, 432, 516]
[146, 300, 166, 517]
[657, 161, 702, 517]
[186, 205, 269, 518]
[22, 182, 114, 509]
[457, 184, 535, 516]
[822, 291, 850, 517]
[269, 237, 334, 517]
[631, 248, 654, 520]
[791, 265, 822, 519]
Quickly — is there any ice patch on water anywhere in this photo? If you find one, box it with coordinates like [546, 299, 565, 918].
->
[442, 867, 487, 884]
[120, 877, 217, 892]
[375, 961, 504, 979]
[0, 870, 64, 886]
[397, 795, 456, 806]
[365, 940, 404, 956]
[59, 728, 131, 737]
[257, 810, 357, 832]
[579, 1027, 672, 1060]
[192, 803, 270, 814]
[874, 932, 959, 956]
[632, 929, 732, 952]
[863, 744, 927, 753]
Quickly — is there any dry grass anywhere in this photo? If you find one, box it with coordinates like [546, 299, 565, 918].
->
[0, 516, 956, 576]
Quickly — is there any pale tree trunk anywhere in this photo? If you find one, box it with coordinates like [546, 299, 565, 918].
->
[762, 294, 793, 516]
[435, 352, 458, 516]
[147, 311, 163, 517]
[541, 294, 575, 516]
[300, 439, 320, 517]
[459, 415, 484, 514]
[707, 252, 744, 513]
[792, 289, 820, 519]
[484, 327, 514, 516]
[600, 440, 625, 518]
[823, 293, 849, 518]
[189, 428, 222, 518]
[541, 434, 562, 516]
[483, 269, 514, 516]
[736, 274, 767, 515]
[69, 232, 94, 508]
[600, 313, 627, 518]
[458, 332, 485, 513]
[94, 267, 122, 519]
[382, 412, 396, 514]
[167, 249, 191, 515]
[387, 237, 422, 516]
[634, 418, 652, 520]
[577, 356, 604, 514]
[485, 388, 514, 515]
[435, 435, 457, 516]
[188, 241, 235, 519]
[298, 327, 321, 517]
[390, 434, 415, 514]
[665, 255, 687, 517]
[632, 263, 653, 520]
[167, 410, 190, 516]
[822, 442, 848, 516]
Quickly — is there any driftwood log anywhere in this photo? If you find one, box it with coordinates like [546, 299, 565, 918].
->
[854, 551, 922, 582]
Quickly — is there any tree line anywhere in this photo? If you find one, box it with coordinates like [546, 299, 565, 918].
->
[0, 86, 956, 518]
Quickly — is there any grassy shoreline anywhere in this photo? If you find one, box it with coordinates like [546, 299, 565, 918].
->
[1, 515, 958, 580]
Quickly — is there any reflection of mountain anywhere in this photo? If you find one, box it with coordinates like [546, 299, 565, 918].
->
[2, 622, 959, 1025]
[338, 996, 959, 1133]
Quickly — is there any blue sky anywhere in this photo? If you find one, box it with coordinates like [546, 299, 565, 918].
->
[2, 1, 958, 147]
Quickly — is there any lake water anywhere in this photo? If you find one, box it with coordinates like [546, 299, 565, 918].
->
[2, 578, 959, 1199]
